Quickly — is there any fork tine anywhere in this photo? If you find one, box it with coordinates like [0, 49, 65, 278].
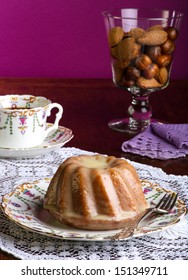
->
[157, 192, 178, 211]
[156, 193, 168, 208]
[165, 192, 178, 211]
[159, 193, 172, 209]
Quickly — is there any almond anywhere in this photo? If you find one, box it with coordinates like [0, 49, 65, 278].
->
[112, 61, 124, 82]
[137, 77, 162, 88]
[111, 37, 141, 61]
[130, 28, 146, 40]
[108, 27, 124, 47]
[114, 60, 130, 70]
[157, 67, 168, 84]
[147, 25, 164, 31]
[138, 29, 168, 46]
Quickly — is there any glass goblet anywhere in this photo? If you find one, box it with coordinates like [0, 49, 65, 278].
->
[103, 9, 183, 133]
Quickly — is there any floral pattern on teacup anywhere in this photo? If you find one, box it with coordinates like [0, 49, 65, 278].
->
[0, 108, 47, 135]
[9, 96, 37, 109]
[0, 95, 63, 148]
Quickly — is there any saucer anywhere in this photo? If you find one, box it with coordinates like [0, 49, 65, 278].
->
[0, 123, 73, 158]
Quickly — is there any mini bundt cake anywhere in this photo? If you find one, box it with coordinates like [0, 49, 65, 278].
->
[43, 154, 149, 230]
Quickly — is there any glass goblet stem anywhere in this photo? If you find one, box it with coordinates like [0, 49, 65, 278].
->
[127, 91, 152, 132]
[108, 91, 152, 134]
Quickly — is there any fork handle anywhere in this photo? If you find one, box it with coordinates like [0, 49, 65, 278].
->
[136, 207, 156, 227]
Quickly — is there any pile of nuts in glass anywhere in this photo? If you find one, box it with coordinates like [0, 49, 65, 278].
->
[108, 25, 178, 89]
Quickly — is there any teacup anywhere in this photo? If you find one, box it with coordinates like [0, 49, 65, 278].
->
[0, 94, 63, 149]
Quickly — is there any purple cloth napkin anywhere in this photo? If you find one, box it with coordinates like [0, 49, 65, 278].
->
[121, 123, 188, 160]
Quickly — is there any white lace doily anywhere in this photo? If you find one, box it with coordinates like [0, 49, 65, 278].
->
[0, 147, 188, 260]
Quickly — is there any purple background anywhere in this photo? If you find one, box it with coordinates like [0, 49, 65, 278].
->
[0, 0, 187, 79]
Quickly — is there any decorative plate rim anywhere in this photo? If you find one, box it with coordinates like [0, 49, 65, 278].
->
[1, 178, 187, 241]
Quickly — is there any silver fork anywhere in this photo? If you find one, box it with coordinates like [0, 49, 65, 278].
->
[111, 191, 178, 240]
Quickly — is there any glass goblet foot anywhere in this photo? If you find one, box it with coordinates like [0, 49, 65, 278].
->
[109, 90, 153, 133]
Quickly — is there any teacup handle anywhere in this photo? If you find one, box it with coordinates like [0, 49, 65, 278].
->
[44, 103, 63, 138]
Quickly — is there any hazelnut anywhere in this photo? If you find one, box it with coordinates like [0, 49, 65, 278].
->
[143, 63, 159, 79]
[156, 54, 172, 68]
[161, 39, 175, 54]
[126, 66, 141, 79]
[121, 78, 135, 87]
[135, 54, 152, 70]
[166, 27, 178, 41]
[146, 46, 162, 62]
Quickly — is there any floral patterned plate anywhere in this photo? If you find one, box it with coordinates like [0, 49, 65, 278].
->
[0, 123, 73, 158]
[1, 178, 187, 241]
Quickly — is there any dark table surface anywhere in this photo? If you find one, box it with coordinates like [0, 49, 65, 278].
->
[0, 78, 187, 259]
